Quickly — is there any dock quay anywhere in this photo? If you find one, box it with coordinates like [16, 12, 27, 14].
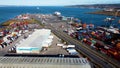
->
[0, 13, 119, 68]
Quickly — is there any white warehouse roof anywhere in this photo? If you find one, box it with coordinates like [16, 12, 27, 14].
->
[16, 29, 51, 53]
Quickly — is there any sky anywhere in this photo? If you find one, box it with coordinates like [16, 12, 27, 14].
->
[0, 0, 120, 6]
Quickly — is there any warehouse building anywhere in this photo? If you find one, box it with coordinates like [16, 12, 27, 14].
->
[0, 57, 91, 68]
[16, 29, 52, 54]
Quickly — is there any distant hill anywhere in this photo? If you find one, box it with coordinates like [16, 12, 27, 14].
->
[67, 4, 120, 9]
[67, 4, 120, 17]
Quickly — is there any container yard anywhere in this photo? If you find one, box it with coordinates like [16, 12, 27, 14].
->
[32, 12, 120, 62]
[30, 13, 120, 67]
[64, 22, 120, 61]
[0, 0, 120, 67]
[0, 13, 80, 57]
[0, 12, 119, 67]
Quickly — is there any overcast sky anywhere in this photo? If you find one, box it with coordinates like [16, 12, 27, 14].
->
[0, 0, 120, 6]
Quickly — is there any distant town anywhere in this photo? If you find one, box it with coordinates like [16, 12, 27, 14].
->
[67, 4, 120, 9]
[67, 4, 120, 16]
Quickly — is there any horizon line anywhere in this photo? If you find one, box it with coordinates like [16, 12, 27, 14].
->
[0, 3, 120, 6]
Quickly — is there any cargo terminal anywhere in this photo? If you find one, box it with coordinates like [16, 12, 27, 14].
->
[2, 28, 91, 68]
[0, 14, 92, 68]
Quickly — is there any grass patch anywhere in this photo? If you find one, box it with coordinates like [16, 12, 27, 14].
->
[1, 18, 40, 26]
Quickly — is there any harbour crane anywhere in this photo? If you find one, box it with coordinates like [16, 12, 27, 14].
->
[104, 9, 119, 28]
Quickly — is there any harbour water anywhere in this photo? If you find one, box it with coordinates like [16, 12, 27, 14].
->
[0, 6, 120, 27]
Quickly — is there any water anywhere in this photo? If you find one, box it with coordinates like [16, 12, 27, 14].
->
[0, 6, 120, 27]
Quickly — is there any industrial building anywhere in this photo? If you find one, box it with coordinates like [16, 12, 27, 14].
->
[16, 29, 53, 54]
[0, 57, 91, 68]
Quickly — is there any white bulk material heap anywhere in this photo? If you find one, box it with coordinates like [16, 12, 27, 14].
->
[16, 29, 51, 54]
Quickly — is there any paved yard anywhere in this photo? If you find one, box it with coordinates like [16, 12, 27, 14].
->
[40, 33, 69, 55]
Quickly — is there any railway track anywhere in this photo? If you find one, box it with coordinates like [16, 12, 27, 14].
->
[33, 15, 120, 68]
[47, 25, 120, 68]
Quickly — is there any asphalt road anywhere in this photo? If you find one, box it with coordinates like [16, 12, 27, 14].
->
[31, 14, 120, 68]
[0, 14, 119, 67]
[8, 14, 118, 68]
[49, 25, 120, 68]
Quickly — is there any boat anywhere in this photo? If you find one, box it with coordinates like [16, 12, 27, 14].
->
[54, 11, 61, 16]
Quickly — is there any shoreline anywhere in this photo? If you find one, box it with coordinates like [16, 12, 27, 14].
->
[87, 10, 120, 17]
[0, 13, 120, 67]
